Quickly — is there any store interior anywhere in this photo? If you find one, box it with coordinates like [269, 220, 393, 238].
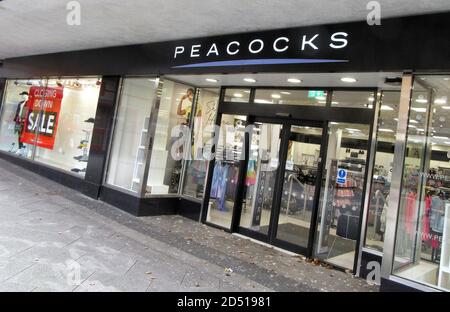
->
[393, 75, 450, 291]
[180, 71, 402, 271]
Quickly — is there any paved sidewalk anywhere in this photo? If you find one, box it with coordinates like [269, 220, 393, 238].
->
[0, 158, 378, 292]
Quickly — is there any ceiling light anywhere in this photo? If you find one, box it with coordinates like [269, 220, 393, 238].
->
[316, 96, 327, 101]
[271, 94, 281, 99]
[287, 78, 302, 84]
[332, 101, 339, 105]
[417, 128, 425, 132]
[445, 141, 450, 144]
[340, 77, 357, 83]
[433, 136, 449, 140]
[244, 90, 251, 93]
[378, 128, 394, 132]
[444, 78, 450, 81]
[408, 125, 417, 128]
[380, 105, 394, 111]
[330, 122, 339, 125]
[410, 119, 418, 124]
[394, 118, 399, 121]
[367, 104, 374, 109]
[346, 128, 361, 132]
[411, 107, 427, 113]
[368, 97, 375, 102]
[254, 99, 273, 104]
[233, 93, 243, 98]
[205, 78, 218, 83]
[318, 101, 327, 104]
[434, 97, 447, 105]
[243, 78, 256, 83]
[280, 91, 291, 95]
[442, 106, 450, 110]
[415, 96, 428, 103]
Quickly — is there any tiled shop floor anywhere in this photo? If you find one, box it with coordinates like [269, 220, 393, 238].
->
[0, 159, 378, 292]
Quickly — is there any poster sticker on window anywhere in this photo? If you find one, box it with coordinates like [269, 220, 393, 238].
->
[20, 86, 64, 150]
[337, 168, 347, 184]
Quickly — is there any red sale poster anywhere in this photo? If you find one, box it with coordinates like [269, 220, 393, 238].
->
[20, 86, 64, 150]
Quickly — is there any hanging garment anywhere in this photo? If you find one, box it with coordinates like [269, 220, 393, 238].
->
[210, 163, 223, 198]
[430, 195, 445, 233]
[225, 165, 239, 199]
[405, 192, 417, 238]
[245, 159, 257, 186]
[422, 195, 431, 243]
[217, 164, 229, 211]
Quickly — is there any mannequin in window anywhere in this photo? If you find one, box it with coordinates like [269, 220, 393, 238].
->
[13, 91, 29, 154]
[177, 88, 194, 125]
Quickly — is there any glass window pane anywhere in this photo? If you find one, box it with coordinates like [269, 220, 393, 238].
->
[239, 122, 282, 235]
[182, 88, 219, 199]
[315, 122, 370, 271]
[254, 89, 327, 106]
[393, 75, 450, 291]
[365, 91, 401, 252]
[106, 78, 157, 193]
[0, 79, 44, 159]
[33, 78, 101, 176]
[206, 114, 247, 229]
[277, 125, 323, 247]
[224, 88, 250, 103]
[331, 91, 375, 109]
[146, 80, 194, 195]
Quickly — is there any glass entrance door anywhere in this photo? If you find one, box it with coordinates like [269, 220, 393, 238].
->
[274, 124, 324, 251]
[314, 122, 370, 271]
[238, 121, 283, 238]
[237, 120, 324, 252]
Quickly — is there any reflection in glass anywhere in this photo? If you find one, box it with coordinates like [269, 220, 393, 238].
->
[365, 91, 401, 252]
[182, 88, 219, 199]
[254, 89, 327, 106]
[224, 89, 251, 103]
[206, 114, 247, 229]
[239, 122, 282, 235]
[146, 80, 194, 195]
[315, 122, 370, 271]
[393, 75, 450, 291]
[331, 91, 375, 109]
[106, 78, 157, 192]
[277, 125, 323, 248]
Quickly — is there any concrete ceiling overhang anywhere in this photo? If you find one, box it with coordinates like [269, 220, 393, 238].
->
[0, 0, 450, 59]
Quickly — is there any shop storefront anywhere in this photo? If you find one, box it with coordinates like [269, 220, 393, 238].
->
[0, 12, 449, 291]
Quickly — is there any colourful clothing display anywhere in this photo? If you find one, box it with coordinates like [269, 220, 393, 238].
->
[245, 159, 256, 186]
[405, 192, 417, 238]
[422, 195, 431, 243]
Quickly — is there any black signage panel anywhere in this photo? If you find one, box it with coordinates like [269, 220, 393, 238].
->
[1, 12, 450, 78]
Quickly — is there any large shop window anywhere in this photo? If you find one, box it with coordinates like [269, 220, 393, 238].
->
[182, 88, 219, 199]
[393, 75, 450, 291]
[364, 91, 401, 252]
[105, 78, 158, 193]
[254, 89, 327, 106]
[0, 78, 101, 177]
[145, 80, 195, 195]
[331, 91, 375, 109]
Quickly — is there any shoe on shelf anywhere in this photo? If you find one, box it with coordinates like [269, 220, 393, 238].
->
[84, 118, 95, 123]
[73, 155, 89, 162]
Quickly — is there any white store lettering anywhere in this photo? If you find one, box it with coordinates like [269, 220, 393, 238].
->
[173, 32, 348, 59]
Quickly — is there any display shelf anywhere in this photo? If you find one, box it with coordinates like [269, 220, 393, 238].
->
[131, 116, 150, 191]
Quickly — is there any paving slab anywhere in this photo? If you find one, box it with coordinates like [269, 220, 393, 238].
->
[0, 158, 378, 292]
